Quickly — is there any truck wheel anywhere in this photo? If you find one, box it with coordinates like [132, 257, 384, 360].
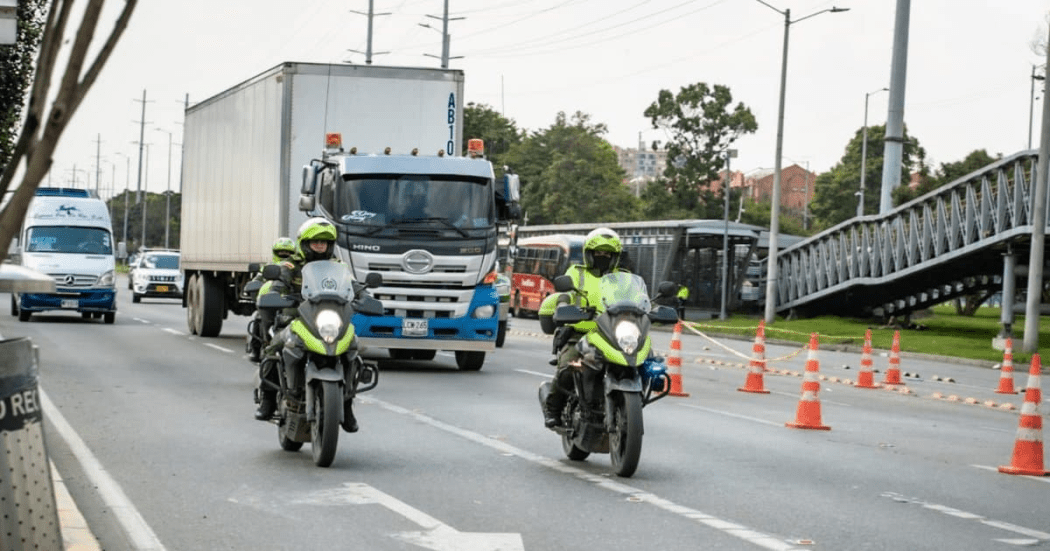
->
[455, 351, 484, 371]
[496, 320, 507, 348]
[104, 312, 115, 324]
[198, 273, 225, 337]
[10, 295, 17, 316]
[186, 273, 200, 334]
[18, 309, 30, 322]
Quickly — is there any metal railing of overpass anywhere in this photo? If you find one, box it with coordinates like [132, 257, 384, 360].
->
[774, 150, 1043, 318]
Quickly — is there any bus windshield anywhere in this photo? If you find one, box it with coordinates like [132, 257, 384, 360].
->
[26, 226, 112, 254]
[510, 235, 585, 316]
[329, 175, 495, 230]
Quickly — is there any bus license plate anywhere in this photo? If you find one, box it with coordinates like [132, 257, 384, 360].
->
[61, 299, 78, 309]
[155, 285, 169, 292]
[403, 319, 428, 337]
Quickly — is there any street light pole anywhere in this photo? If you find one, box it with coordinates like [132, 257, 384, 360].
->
[115, 152, 130, 247]
[859, 87, 889, 217]
[721, 149, 737, 321]
[156, 128, 173, 249]
[1029, 64, 1045, 150]
[756, 0, 849, 325]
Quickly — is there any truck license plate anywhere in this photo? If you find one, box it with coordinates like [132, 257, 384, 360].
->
[403, 319, 428, 337]
[155, 285, 169, 292]
[61, 299, 78, 309]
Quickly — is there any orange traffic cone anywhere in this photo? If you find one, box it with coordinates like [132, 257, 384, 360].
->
[738, 320, 770, 394]
[995, 337, 1017, 394]
[881, 330, 904, 385]
[999, 353, 1048, 476]
[855, 329, 878, 389]
[667, 321, 689, 397]
[786, 333, 831, 430]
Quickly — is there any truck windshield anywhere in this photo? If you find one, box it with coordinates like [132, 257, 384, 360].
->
[332, 175, 494, 230]
[25, 226, 112, 254]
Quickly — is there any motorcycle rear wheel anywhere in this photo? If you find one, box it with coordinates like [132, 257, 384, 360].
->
[609, 392, 644, 478]
[311, 381, 341, 467]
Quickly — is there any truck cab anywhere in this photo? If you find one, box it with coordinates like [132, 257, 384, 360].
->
[12, 188, 117, 323]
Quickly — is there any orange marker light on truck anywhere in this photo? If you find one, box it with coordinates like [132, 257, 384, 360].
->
[467, 139, 484, 158]
[325, 133, 342, 149]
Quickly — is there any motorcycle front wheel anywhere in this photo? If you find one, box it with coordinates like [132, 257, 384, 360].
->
[311, 381, 342, 467]
[609, 392, 644, 478]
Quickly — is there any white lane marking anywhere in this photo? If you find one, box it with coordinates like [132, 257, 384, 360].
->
[882, 491, 1050, 541]
[204, 343, 233, 353]
[41, 389, 166, 550]
[292, 482, 524, 551]
[677, 403, 784, 427]
[162, 328, 184, 336]
[134, 318, 150, 324]
[362, 396, 806, 551]
[972, 464, 1050, 484]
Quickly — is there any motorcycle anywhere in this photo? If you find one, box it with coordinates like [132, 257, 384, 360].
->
[255, 260, 384, 468]
[537, 272, 679, 477]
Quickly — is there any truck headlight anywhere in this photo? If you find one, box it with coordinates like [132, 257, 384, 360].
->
[474, 304, 495, 319]
[316, 309, 342, 344]
[98, 270, 115, 287]
[614, 321, 642, 355]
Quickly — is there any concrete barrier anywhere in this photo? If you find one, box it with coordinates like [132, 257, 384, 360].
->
[0, 337, 63, 550]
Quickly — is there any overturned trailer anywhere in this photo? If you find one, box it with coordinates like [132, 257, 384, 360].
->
[516, 220, 794, 315]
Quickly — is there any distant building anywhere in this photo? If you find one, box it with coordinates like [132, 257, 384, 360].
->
[613, 139, 668, 182]
[743, 164, 817, 211]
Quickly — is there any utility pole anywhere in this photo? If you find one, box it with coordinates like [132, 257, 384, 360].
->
[422, 0, 464, 68]
[348, 1, 389, 64]
[94, 134, 102, 197]
[133, 89, 151, 204]
[140, 144, 149, 249]
[1023, 27, 1050, 353]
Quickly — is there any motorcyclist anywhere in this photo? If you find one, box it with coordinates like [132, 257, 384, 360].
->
[248, 237, 297, 363]
[541, 227, 628, 428]
[254, 218, 359, 433]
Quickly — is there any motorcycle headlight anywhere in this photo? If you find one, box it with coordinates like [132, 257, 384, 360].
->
[474, 304, 495, 319]
[315, 309, 342, 344]
[614, 320, 642, 355]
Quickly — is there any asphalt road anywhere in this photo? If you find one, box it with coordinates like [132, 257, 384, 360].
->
[3, 280, 1049, 551]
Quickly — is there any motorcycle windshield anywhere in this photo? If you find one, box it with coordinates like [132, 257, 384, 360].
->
[599, 272, 651, 315]
[299, 261, 355, 301]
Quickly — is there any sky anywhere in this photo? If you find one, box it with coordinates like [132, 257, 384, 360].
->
[33, 0, 1050, 199]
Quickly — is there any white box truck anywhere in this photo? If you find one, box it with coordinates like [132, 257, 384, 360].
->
[11, 188, 117, 323]
[180, 62, 519, 371]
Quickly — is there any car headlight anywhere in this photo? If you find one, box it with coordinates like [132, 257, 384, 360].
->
[315, 309, 342, 344]
[474, 304, 495, 319]
[614, 320, 642, 355]
[98, 270, 115, 287]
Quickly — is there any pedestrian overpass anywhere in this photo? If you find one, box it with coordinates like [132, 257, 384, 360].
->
[773, 150, 1045, 319]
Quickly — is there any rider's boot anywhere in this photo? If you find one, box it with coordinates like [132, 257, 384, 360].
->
[543, 387, 566, 428]
[341, 400, 359, 433]
[255, 389, 277, 421]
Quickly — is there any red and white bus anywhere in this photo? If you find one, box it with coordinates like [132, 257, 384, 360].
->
[510, 234, 585, 317]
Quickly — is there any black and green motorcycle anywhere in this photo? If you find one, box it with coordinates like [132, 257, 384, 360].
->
[538, 272, 678, 477]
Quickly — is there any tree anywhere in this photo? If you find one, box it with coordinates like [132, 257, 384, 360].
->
[0, 0, 48, 171]
[896, 149, 1001, 203]
[643, 83, 757, 219]
[0, 0, 139, 265]
[502, 111, 636, 225]
[462, 102, 523, 174]
[808, 124, 927, 229]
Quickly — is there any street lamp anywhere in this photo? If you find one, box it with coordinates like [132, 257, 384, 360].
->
[721, 149, 737, 321]
[115, 152, 131, 246]
[858, 87, 888, 217]
[1029, 64, 1045, 150]
[755, 0, 850, 324]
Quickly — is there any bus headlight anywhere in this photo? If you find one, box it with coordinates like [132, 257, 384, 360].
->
[474, 304, 495, 319]
[615, 321, 642, 355]
[316, 309, 342, 344]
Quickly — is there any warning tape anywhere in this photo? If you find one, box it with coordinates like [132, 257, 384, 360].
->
[681, 322, 809, 364]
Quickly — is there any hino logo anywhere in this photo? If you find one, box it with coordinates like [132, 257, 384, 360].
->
[352, 244, 381, 252]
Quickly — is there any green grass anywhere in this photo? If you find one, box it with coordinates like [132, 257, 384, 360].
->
[686, 305, 1049, 365]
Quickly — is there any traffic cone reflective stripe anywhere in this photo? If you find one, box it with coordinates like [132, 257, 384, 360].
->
[739, 320, 770, 394]
[882, 330, 904, 385]
[856, 328, 878, 389]
[667, 321, 689, 397]
[786, 333, 830, 430]
[999, 354, 1048, 476]
[995, 337, 1017, 394]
